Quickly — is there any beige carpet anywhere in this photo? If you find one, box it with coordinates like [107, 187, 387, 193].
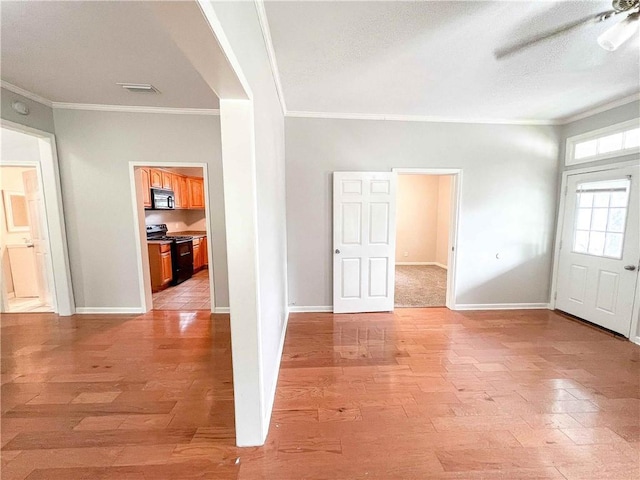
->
[395, 265, 447, 307]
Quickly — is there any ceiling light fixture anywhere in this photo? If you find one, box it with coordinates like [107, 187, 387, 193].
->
[597, 11, 640, 51]
[116, 83, 160, 93]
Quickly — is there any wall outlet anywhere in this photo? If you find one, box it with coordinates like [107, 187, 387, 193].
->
[403, 252, 409, 257]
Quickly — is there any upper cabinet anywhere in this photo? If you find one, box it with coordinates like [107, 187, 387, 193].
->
[150, 169, 163, 188]
[161, 171, 172, 190]
[141, 168, 152, 208]
[188, 177, 205, 209]
[143, 167, 205, 210]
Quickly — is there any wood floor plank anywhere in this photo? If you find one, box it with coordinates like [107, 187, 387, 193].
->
[2, 308, 639, 479]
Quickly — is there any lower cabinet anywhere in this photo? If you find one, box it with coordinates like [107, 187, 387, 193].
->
[148, 243, 172, 292]
[192, 236, 208, 272]
[193, 238, 202, 271]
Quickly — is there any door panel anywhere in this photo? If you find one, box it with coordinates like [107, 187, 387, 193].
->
[23, 169, 53, 308]
[333, 172, 397, 313]
[556, 165, 639, 336]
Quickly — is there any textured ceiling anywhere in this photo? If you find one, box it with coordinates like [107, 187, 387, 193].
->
[0, 1, 219, 108]
[264, 1, 640, 121]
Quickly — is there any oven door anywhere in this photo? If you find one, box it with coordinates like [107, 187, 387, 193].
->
[172, 240, 193, 285]
[151, 189, 175, 210]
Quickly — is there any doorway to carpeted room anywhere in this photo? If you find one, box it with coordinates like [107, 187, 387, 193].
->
[395, 173, 452, 307]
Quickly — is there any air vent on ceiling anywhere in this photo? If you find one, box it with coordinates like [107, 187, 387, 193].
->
[116, 83, 160, 94]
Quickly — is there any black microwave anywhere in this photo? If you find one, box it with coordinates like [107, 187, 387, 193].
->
[150, 188, 175, 210]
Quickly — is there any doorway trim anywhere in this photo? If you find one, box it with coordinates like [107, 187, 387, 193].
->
[549, 158, 640, 343]
[128, 161, 216, 314]
[391, 168, 462, 309]
[0, 120, 75, 315]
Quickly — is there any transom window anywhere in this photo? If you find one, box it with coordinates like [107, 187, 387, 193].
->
[572, 178, 630, 259]
[566, 119, 640, 166]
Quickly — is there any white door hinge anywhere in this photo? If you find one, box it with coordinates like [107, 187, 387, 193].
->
[559, 240, 563, 250]
[554, 291, 557, 300]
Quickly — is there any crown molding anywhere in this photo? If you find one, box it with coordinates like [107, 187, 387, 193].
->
[286, 110, 560, 126]
[557, 92, 640, 125]
[255, 0, 287, 115]
[51, 102, 220, 115]
[1, 80, 53, 107]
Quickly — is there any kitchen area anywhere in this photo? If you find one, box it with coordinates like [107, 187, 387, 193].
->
[137, 166, 212, 311]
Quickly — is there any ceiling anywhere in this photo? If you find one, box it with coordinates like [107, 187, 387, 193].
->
[264, 0, 640, 121]
[0, 1, 219, 108]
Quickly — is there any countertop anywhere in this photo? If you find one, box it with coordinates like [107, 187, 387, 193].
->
[147, 240, 173, 245]
[168, 231, 207, 239]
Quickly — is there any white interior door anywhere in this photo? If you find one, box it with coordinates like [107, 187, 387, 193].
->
[333, 172, 397, 313]
[556, 165, 639, 336]
[23, 169, 53, 307]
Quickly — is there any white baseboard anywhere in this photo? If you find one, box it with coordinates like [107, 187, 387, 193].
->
[453, 303, 550, 311]
[434, 262, 448, 270]
[213, 307, 230, 314]
[632, 336, 640, 346]
[288, 305, 333, 313]
[263, 309, 290, 439]
[75, 307, 144, 314]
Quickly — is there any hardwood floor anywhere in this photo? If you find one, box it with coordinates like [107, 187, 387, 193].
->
[1, 308, 639, 479]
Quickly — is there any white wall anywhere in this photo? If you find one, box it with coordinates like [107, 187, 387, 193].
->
[52, 109, 229, 309]
[396, 174, 439, 264]
[211, 0, 288, 438]
[285, 117, 560, 308]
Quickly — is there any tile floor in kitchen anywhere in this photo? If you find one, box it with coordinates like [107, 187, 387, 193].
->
[152, 269, 211, 310]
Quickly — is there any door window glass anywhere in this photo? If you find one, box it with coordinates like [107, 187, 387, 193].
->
[572, 178, 630, 259]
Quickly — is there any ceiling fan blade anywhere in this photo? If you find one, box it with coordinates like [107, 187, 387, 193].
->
[494, 10, 616, 59]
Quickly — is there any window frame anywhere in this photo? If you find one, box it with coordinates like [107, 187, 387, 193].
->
[566, 118, 640, 166]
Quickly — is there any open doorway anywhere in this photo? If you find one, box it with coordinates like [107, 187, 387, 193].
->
[0, 126, 61, 313]
[395, 173, 454, 308]
[132, 165, 215, 312]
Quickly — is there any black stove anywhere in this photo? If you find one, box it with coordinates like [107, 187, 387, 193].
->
[146, 225, 193, 243]
[146, 224, 194, 285]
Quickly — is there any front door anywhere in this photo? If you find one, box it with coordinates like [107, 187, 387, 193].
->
[555, 165, 639, 336]
[333, 172, 397, 313]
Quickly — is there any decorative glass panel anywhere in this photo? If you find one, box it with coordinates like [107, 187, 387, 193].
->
[588, 231, 605, 256]
[598, 132, 623, 154]
[576, 209, 591, 230]
[579, 192, 594, 208]
[575, 139, 597, 159]
[572, 178, 630, 259]
[591, 208, 608, 231]
[604, 233, 623, 258]
[624, 128, 640, 149]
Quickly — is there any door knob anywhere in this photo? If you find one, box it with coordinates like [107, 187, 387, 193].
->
[335, 249, 340, 254]
[624, 265, 637, 271]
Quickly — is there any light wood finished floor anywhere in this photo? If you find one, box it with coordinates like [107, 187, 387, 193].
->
[1, 309, 639, 479]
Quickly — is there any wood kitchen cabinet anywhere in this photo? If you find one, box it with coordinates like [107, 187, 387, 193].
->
[148, 243, 173, 292]
[201, 236, 208, 266]
[161, 171, 172, 190]
[140, 168, 152, 208]
[143, 167, 204, 210]
[171, 174, 183, 208]
[192, 237, 202, 271]
[179, 176, 189, 209]
[149, 169, 163, 188]
[188, 177, 205, 209]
